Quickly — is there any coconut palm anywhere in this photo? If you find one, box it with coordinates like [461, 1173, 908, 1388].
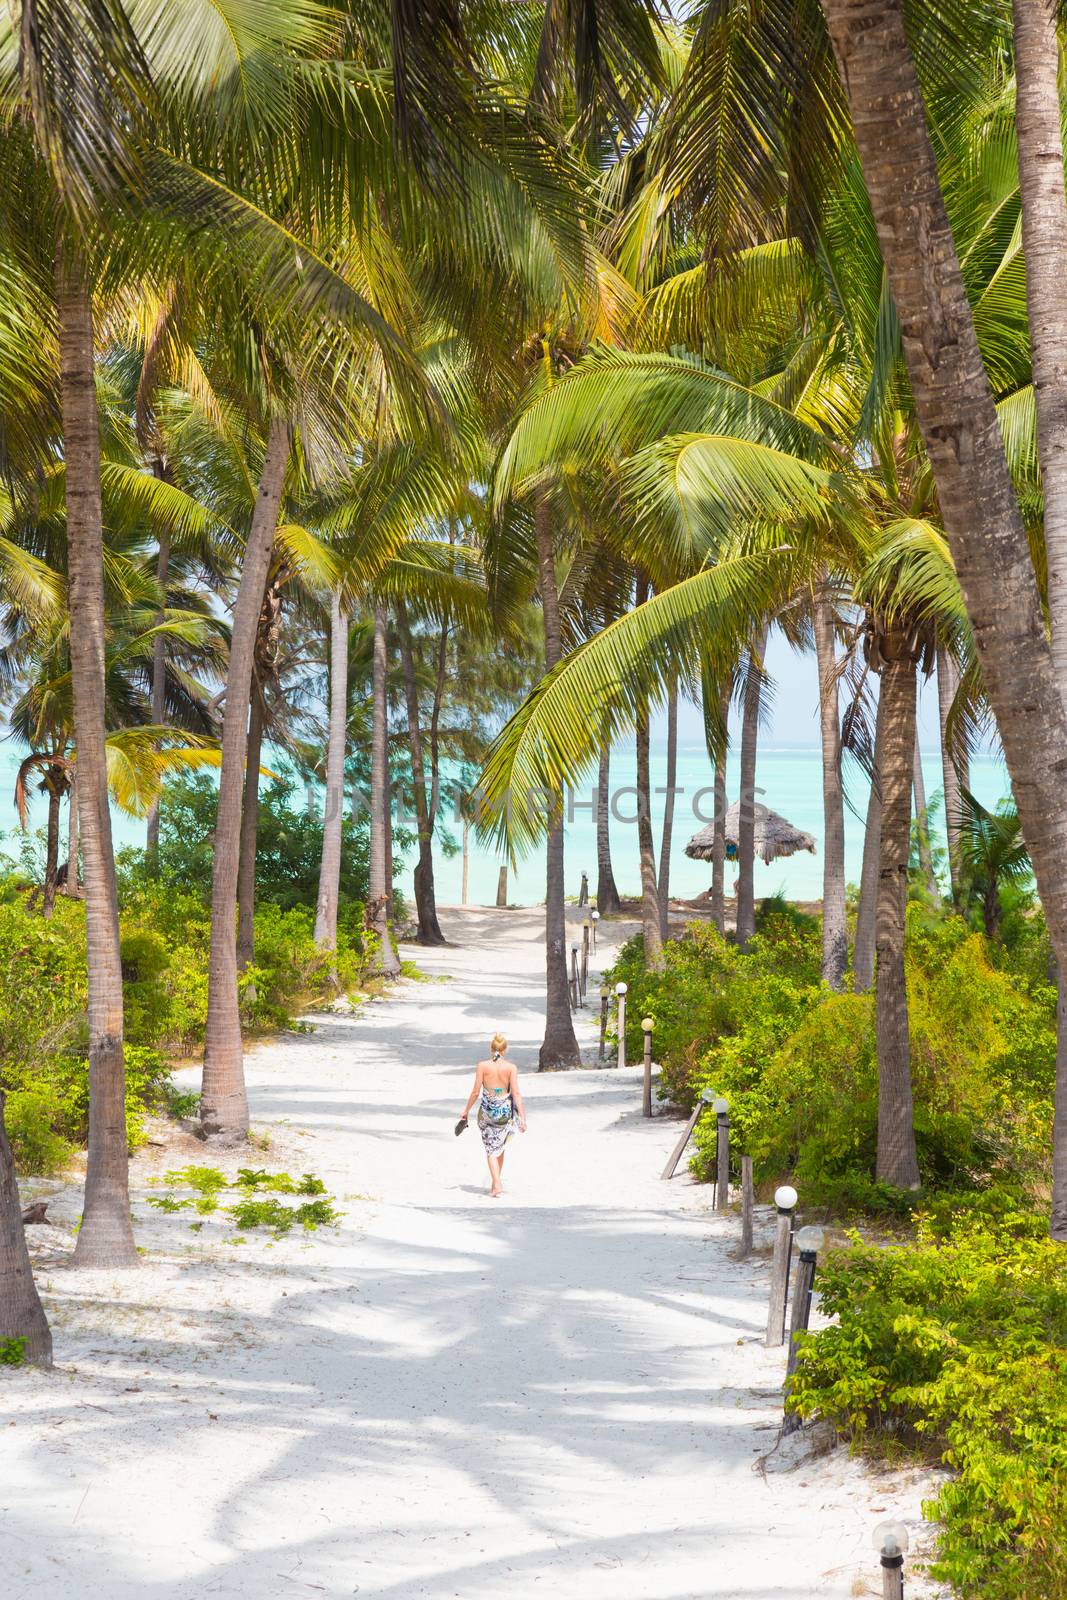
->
[957, 792, 1032, 942]
[0, 1092, 51, 1366]
[654, 0, 1067, 1229]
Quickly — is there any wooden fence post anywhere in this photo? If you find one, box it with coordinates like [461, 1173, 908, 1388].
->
[739, 1156, 754, 1258]
[641, 1018, 653, 1117]
[581, 922, 589, 992]
[764, 1184, 797, 1347]
[598, 992, 608, 1060]
[874, 1524, 909, 1600]
[782, 1224, 823, 1434]
[714, 1098, 730, 1210]
[570, 944, 582, 1007]
[615, 983, 627, 1069]
[661, 1088, 716, 1180]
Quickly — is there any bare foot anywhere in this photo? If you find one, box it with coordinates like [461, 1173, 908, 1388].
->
[490, 1188, 502, 1198]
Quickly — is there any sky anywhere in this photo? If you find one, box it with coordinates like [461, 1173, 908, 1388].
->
[653, 623, 947, 751]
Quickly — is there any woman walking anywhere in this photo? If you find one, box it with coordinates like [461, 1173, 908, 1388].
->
[458, 1033, 526, 1197]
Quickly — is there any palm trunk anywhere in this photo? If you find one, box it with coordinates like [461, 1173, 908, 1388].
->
[659, 678, 678, 942]
[201, 418, 290, 1140]
[703, 680, 729, 935]
[64, 774, 80, 896]
[1012, 0, 1067, 1243]
[736, 624, 767, 947]
[0, 1093, 51, 1366]
[145, 519, 171, 868]
[937, 647, 963, 897]
[384, 725, 395, 923]
[595, 733, 622, 914]
[42, 774, 62, 919]
[396, 600, 444, 944]
[854, 689, 887, 993]
[1054, 980, 1067, 1240]
[368, 601, 400, 976]
[875, 653, 921, 1190]
[314, 592, 349, 956]
[821, 0, 1067, 1236]
[813, 583, 847, 988]
[235, 694, 264, 976]
[461, 816, 469, 905]
[1012, 0, 1067, 692]
[636, 688, 664, 970]
[535, 498, 581, 1068]
[56, 248, 138, 1267]
[913, 735, 940, 904]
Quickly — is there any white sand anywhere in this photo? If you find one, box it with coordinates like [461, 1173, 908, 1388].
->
[3, 906, 946, 1599]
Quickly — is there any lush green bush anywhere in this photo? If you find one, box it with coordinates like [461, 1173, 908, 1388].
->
[605, 908, 1056, 1209]
[789, 1206, 1067, 1600]
[135, 768, 408, 916]
[0, 871, 380, 1174]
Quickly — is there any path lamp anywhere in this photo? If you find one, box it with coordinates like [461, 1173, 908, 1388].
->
[873, 1522, 909, 1600]
[713, 1097, 730, 1211]
[783, 1224, 824, 1434]
[591, 908, 600, 950]
[641, 1018, 654, 1117]
[765, 1184, 798, 1347]
[615, 982, 627, 1069]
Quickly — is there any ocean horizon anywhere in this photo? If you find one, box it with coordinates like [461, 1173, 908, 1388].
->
[0, 737, 1008, 912]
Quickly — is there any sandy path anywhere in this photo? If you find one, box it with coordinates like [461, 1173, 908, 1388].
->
[2, 907, 942, 1599]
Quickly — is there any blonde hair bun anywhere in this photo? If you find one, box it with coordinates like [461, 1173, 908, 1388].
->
[490, 1033, 508, 1057]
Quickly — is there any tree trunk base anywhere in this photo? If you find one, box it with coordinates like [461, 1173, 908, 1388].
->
[70, 1217, 140, 1270]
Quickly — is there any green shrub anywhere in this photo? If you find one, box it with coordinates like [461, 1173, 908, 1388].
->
[227, 1194, 340, 1235]
[0, 1337, 27, 1366]
[0, 861, 384, 1173]
[235, 1168, 325, 1194]
[788, 1210, 1067, 1600]
[146, 1165, 339, 1236]
[608, 908, 1056, 1208]
[2, 1089, 73, 1175]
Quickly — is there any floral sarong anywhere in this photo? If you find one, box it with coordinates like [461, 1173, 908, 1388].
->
[477, 1087, 516, 1156]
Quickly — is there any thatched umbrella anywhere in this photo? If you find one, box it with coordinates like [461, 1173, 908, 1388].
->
[685, 802, 817, 868]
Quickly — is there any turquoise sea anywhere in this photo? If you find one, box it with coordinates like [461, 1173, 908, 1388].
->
[0, 737, 1008, 911]
[426, 742, 1008, 908]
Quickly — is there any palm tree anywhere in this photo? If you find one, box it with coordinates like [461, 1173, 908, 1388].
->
[735, 624, 768, 948]
[534, 497, 581, 1066]
[813, 576, 847, 987]
[853, 691, 884, 995]
[815, 0, 1067, 1233]
[1011, 0, 1067, 694]
[395, 598, 446, 946]
[658, 676, 679, 940]
[912, 734, 940, 904]
[55, 253, 138, 1264]
[367, 600, 401, 977]
[957, 791, 1032, 941]
[936, 645, 966, 898]
[201, 419, 290, 1138]
[867, 621, 925, 1191]
[313, 590, 350, 961]
[0, 1093, 51, 1367]
[595, 731, 623, 914]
